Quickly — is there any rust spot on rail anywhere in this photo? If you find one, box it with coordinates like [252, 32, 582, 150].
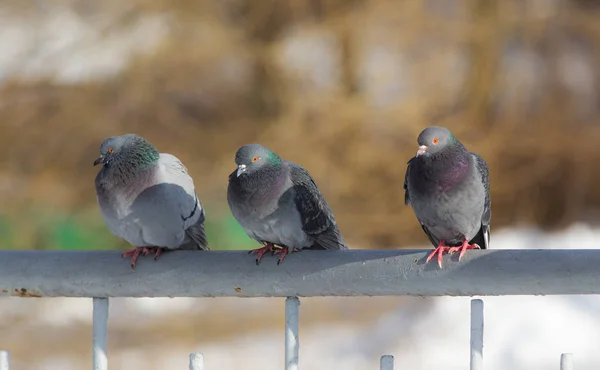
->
[13, 288, 42, 298]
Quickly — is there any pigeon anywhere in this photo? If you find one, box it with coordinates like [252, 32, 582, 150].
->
[227, 144, 347, 265]
[94, 134, 209, 269]
[404, 126, 490, 268]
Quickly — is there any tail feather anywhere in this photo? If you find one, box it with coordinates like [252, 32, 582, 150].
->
[308, 224, 347, 250]
[469, 225, 489, 250]
[182, 211, 209, 250]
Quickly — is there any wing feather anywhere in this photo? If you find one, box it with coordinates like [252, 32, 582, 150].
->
[289, 163, 346, 250]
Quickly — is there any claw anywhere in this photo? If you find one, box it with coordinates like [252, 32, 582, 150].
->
[122, 247, 164, 270]
[249, 243, 276, 265]
[273, 247, 301, 265]
[448, 239, 480, 261]
[425, 240, 451, 269]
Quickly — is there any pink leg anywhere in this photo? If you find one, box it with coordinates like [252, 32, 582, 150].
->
[448, 239, 480, 262]
[122, 247, 164, 269]
[272, 246, 301, 265]
[425, 240, 452, 269]
[249, 243, 276, 265]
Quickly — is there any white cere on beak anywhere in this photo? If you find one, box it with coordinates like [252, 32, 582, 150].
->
[416, 145, 428, 157]
[237, 164, 247, 177]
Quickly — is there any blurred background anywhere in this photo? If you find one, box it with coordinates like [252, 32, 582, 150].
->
[1, 0, 600, 369]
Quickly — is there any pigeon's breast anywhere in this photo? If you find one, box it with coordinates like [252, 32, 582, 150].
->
[246, 208, 311, 248]
[410, 166, 485, 244]
[229, 180, 312, 248]
[97, 183, 146, 246]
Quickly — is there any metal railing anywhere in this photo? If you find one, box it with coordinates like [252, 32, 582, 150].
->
[0, 249, 594, 369]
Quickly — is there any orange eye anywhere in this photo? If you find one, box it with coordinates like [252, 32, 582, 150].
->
[432, 138, 439, 145]
[107, 147, 114, 153]
[252, 156, 259, 162]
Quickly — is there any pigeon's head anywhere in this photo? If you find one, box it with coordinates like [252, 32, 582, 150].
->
[94, 134, 144, 167]
[233, 144, 282, 177]
[415, 126, 457, 157]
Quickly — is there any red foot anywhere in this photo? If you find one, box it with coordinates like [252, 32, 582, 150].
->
[122, 247, 164, 269]
[447, 239, 480, 262]
[425, 240, 452, 269]
[249, 243, 276, 265]
[272, 246, 301, 265]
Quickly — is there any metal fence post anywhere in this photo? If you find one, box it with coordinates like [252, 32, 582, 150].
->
[560, 353, 573, 370]
[0, 351, 9, 370]
[285, 297, 300, 370]
[470, 299, 484, 370]
[93, 297, 109, 370]
[189, 352, 204, 370]
[380, 355, 394, 370]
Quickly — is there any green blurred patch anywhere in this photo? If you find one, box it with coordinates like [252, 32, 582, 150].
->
[203, 207, 256, 251]
[51, 216, 115, 251]
[2, 206, 255, 251]
[0, 215, 13, 249]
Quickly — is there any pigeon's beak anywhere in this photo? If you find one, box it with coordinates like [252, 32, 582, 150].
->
[236, 164, 247, 177]
[416, 145, 428, 157]
[93, 155, 105, 166]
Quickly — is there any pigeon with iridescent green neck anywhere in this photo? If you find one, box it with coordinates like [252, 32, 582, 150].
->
[227, 144, 347, 265]
[404, 126, 490, 268]
[94, 134, 209, 269]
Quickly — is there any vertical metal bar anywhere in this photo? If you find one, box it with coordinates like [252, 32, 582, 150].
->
[560, 353, 573, 370]
[93, 297, 109, 370]
[470, 299, 484, 370]
[380, 355, 394, 370]
[285, 297, 300, 370]
[0, 350, 10, 370]
[189, 352, 204, 370]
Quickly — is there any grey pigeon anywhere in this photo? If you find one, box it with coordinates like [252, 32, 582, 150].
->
[227, 144, 347, 265]
[94, 134, 209, 269]
[404, 126, 490, 268]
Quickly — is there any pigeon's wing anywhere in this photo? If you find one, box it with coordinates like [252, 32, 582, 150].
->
[289, 163, 347, 250]
[183, 207, 209, 250]
[404, 157, 415, 206]
[133, 153, 208, 250]
[420, 224, 441, 248]
[470, 153, 490, 249]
